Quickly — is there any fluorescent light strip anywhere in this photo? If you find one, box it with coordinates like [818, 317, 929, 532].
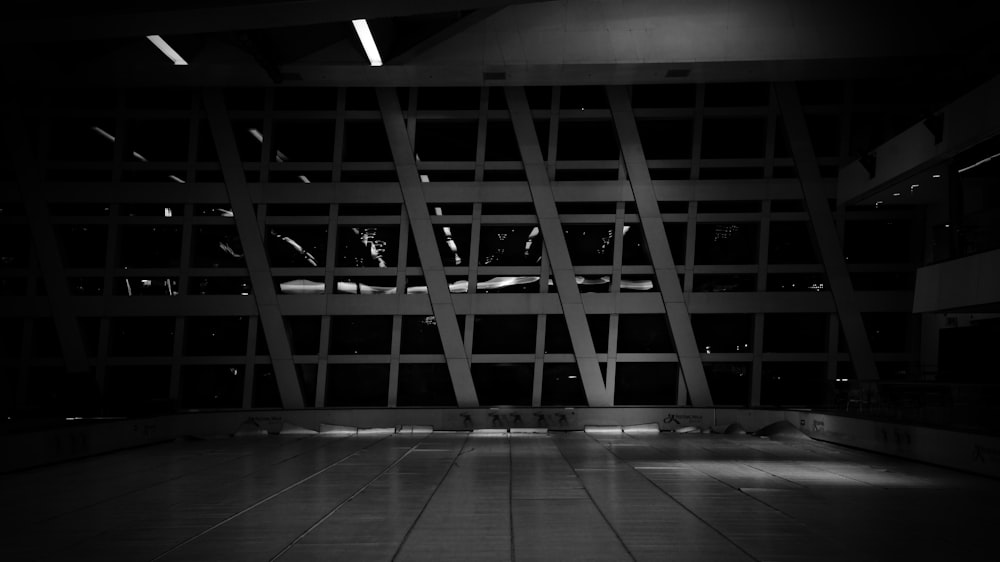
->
[352, 19, 383, 67]
[958, 151, 1000, 174]
[147, 35, 188, 66]
[92, 126, 115, 142]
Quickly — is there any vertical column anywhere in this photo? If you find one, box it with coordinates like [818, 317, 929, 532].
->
[376, 87, 478, 408]
[772, 83, 879, 383]
[3, 103, 89, 378]
[607, 86, 713, 406]
[203, 89, 305, 409]
[506, 86, 609, 406]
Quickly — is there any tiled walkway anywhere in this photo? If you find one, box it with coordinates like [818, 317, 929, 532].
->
[2, 431, 997, 561]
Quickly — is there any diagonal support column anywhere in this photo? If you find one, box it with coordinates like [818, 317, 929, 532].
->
[773, 83, 879, 383]
[3, 108, 89, 377]
[375, 88, 479, 408]
[506, 87, 610, 406]
[203, 90, 305, 409]
[607, 86, 713, 406]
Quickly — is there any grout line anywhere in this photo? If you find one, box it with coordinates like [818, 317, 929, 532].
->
[270, 433, 435, 560]
[151, 434, 393, 561]
[389, 434, 472, 562]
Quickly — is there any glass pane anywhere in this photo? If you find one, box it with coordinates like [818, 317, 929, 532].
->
[541, 363, 587, 406]
[615, 363, 677, 405]
[103, 366, 172, 416]
[695, 223, 758, 264]
[763, 314, 828, 352]
[267, 225, 326, 267]
[252, 366, 282, 408]
[57, 225, 107, 267]
[109, 317, 175, 356]
[691, 314, 754, 353]
[191, 226, 244, 268]
[693, 274, 756, 292]
[563, 224, 615, 266]
[760, 362, 829, 406]
[618, 314, 674, 353]
[397, 363, 457, 406]
[704, 362, 751, 406]
[336, 226, 399, 267]
[472, 363, 534, 406]
[329, 316, 392, 354]
[183, 316, 248, 356]
[768, 222, 818, 264]
[326, 363, 389, 407]
[285, 317, 321, 355]
[400, 315, 444, 355]
[478, 225, 542, 266]
[433, 224, 470, 266]
[180, 365, 244, 409]
[472, 315, 536, 354]
[119, 226, 182, 268]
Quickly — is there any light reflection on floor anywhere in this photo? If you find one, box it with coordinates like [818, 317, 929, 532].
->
[1, 432, 997, 561]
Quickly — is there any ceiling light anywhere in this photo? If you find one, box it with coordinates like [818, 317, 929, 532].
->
[932, 174, 941, 178]
[352, 19, 383, 67]
[892, 192, 901, 196]
[91, 126, 115, 142]
[958, 151, 1000, 174]
[146, 35, 188, 66]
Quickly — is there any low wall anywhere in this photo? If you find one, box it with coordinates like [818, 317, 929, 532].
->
[4, 408, 1000, 478]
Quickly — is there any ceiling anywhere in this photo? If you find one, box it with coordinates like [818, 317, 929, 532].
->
[2, 0, 998, 92]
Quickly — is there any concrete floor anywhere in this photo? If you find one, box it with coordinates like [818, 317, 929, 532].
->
[1, 431, 996, 561]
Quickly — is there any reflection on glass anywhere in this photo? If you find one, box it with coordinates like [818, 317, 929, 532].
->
[189, 277, 250, 295]
[115, 277, 178, 296]
[277, 278, 324, 294]
[267, 226, 324, 267]
[191, 226, 244, 267]
[336, 226, 399, 267]
[563, 224, 615, 265]
[479, 225, 542, 266]
[695, 223, 758, 264]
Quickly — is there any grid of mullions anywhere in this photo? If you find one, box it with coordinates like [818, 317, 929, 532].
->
[0, 84, 923, 411]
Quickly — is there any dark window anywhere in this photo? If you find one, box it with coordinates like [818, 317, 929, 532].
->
[418, 87, 481, 110]
[541, 363, 587, 406]
[701, 118, 766, 158]
[479, 225, 544, 267]
[109, 317, 175, 356]
[125, 119, 190, 162]
[274, 88, 337, 110]
[850, 272, 915, 291]
[342, 121, 392, 161]
[57, 225, 107, 267]
[296, 364, 319, 407]
[768, 222, 818, 264]
[472, 363, 534, 406]
[485, 121, 520, 161]
[0, 319, 23, 358]
[693, 274, 756, 292]
[415, 120, 478, 161]
[844, 220, 913, 264]
[397, 363, 457, 406]
[563, 224, 615, 265]
[544, 315, 573, 354]
[621, 224, 650, 265]
[285, 317, 321, 355]
[326, 363, 389, 407]
[189, 277, 250, 295]
[766, 273, 826, 292]
[704, 362, 751, 406]
[618, 314, 674, 353]
[336, 225, 399, 267]
[556, 120, 620, 160]
[119, 226, 182, 267]
[339, 203, 402, 216]
[329, 316, 392, 355]
[47, 119, 115, 161]
[271, 120, 335, 162]
[694, 223, 758, 264]
[636, 119, 693, 159]
[104, 366, 172, 417]
[472, 315, 536, 354]
[400, 315, 444, 355]
[180, 365, 244, 409]
[806, 114, 842, 158]
[69, 277, 104, 296]
[252, 366, 282, 408]
[691, 314, 754, 353]
[183, 316, 248, 356]
[763, 314, 828, 352]
[760, 362, 829, 406]
[704, 83, 769, 107]
[615, 362, 677, 405]
[191, 226, 244, 268]
[698, 201, 762, 214]
[863, 312, 910, 352]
